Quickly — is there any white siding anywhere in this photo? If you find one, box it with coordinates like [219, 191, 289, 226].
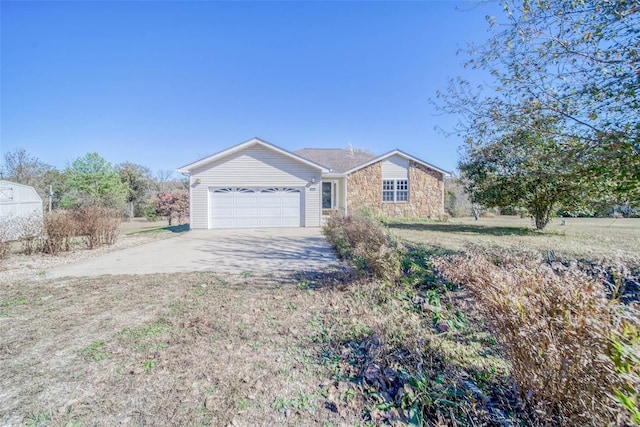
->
[305, 185, 321, 227]
[0, 180, 43, 217]
[381, 155, 409, 179]
[189, 145, 322, 229]
[0, 180, 44, 241]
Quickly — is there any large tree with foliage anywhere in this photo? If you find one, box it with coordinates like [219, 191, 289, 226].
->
[61, 153, 127, 209]
[460, 115, 601, 229]
[438, 0, 639, 204]
[117, 162, 155, 218]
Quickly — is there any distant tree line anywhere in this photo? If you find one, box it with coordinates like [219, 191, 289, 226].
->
[0, 148, 189, 224]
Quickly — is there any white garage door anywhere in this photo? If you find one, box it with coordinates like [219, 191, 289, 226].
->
[210, 187, 301, 228]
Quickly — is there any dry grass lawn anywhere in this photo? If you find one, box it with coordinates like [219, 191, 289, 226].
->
[2, 216, 637, 426]
[389, 216, 640, 262]
[1, 268, 511, 426]
[1, 272, 366, 426]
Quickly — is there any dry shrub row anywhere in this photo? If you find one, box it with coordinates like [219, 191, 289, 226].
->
[74, 206, 120, 249]
[1, 206, 122, 257]
[434, 252, 639, 426]
[43, 210, 76, 255]
[323, 212, 402, 282]
[0, 213, 44, 258]
[0, 217, 14, 260]
[17, 212, 44, 255]
[44, 206, 121, 253]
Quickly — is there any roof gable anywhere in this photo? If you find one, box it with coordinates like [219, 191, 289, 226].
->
[176, 138, 329, 173]
[343, 150, 450, 176]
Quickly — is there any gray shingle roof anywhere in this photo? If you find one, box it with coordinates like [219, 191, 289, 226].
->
[294, 148, 376, 173]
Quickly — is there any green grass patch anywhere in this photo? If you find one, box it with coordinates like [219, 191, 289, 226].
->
[125, 223, 189, 236]
[77, 340, 109, 361]
[0, 296, 28, 316]
[120, 319, 169, 342]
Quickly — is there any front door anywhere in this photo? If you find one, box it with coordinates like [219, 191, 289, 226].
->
[322, 182, 332, 209]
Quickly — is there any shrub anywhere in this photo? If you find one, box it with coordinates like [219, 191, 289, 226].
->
[143, 203, 160, 222]
[18, 211, 44, 255]
[153, 190, 189, 226]
[43, 210, 77, 255]
[434, 253, 638, 426]
[74, 206, 121, 249]
[322, 212, 352, 258]
[323, 212, 402, 283]
[0, 216, 18, 260]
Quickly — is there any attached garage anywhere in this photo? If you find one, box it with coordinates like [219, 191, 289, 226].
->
[177, 138, 328, 229]
[210, 187, 302, 228]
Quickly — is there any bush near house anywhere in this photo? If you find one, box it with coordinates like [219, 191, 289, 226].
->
[0, 213, 43, 259]
[322, 212, 402, 283]
[153, 190, 189, 226]
[17, 212, 44, 255]
[0, 206, 122, 260]
[43, 210, 77, 255]
[322, 215, 640, 426]
[73, 206, 121, 249]
[0, 218, 15, 260]
[435, 253, 639, 426]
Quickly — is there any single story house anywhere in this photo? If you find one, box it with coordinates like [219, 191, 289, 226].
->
[176, 137, 449, 229]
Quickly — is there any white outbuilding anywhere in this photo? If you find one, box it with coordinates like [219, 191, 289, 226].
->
[0, 180, 44, 241]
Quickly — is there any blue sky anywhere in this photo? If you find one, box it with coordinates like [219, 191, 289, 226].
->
[1, 1, 500, 176]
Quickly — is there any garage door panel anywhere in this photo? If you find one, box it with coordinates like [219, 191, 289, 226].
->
[235, 218, 260, 227]
[281, 207, 299, 216]
[235, 207, 260, 216]
[210, 188, 301, 228]
[259, 198, 282, 207]
[211, 206, 234, 214]
[236, 198, 259, 207]
[259, 207, 282, 216]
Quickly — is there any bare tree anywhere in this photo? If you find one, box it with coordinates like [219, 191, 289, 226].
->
[156, 169, 174, 191]
[1, 148, 57, 201]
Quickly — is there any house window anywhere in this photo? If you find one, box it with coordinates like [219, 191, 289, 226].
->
[382, 180, 395, 202]
[396, 180, 408, 201]
[382, 179, 408, 202]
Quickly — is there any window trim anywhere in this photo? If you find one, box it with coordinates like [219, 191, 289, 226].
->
[382, 179, 409, 203]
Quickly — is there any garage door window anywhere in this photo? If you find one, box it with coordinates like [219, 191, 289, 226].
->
[214, 188, 254, 193]
[261, 188, 300, 194]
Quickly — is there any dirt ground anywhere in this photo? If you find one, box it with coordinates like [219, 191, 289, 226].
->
[0, 227, 174, 284]
[1, 220, 360, 426]
[0, 271, 362, 427]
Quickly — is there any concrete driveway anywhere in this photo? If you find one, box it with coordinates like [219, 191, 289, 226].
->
[46, 228, 342, 278]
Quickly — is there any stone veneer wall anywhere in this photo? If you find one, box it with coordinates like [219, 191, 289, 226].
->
[346, 160, 443, 218]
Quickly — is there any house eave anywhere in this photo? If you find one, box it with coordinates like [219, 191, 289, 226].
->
[322, 172, 346, 179]
[176, 137, 330, 174]
[342, 149, 451, 176]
